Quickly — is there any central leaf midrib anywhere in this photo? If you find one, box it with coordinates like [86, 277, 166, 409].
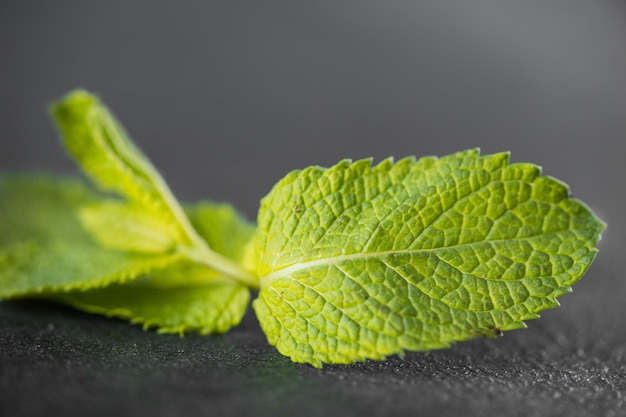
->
[258, 225, 586, 288]
[260, 237, 517, 287]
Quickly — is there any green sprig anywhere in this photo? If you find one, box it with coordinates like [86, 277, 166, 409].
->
[0, 89, 605, 367]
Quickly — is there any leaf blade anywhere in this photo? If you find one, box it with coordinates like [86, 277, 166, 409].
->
[55, 280, 250, 335]
[50, 89, 191, 245]
[0, 174, 183, 298]
[247, 150, 605, 366]
[78, 201, 179, 253]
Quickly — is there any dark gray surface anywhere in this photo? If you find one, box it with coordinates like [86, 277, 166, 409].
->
[1, 295, 625, 417]
[1, 2, 625, 416]
[1, 297, 625, 417]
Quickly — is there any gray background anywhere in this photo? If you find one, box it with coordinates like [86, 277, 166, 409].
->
[1, 1, 625, 416]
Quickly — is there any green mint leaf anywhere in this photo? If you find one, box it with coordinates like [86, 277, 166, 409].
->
[78, 201, 179, 253]
[54, 281, 250, 335]
[0, 174, 254, 333]
[50, 89, 190, 244]
[54, 201, 255, 334]
[0, 175, 183, 298]
[246, 150, 605, 367]
[51, 90, 258, 287]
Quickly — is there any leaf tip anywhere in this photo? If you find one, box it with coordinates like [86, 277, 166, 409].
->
[50, 89, 99, 119]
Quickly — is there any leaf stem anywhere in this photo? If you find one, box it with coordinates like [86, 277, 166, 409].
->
[180, 244, 259, 289]
[141, 154, 260, 288]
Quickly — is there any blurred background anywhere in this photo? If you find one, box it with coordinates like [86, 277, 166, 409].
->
[1, 2, 624, 217]
[1, 1, 625, 415]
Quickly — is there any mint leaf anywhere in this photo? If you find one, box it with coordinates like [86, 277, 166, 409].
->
[0, 175, 254, 333]
[54, 281, 250, 335]
[50, 90, 189, 244]
[246, 150, 605, 367]
[54, 201, 255, 334]
[78, 201, 179, 253]
[51, 90, 257, 287]
[0, 175, 183, 298]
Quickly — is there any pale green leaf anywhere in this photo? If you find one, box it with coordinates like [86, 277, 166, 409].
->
[78, 201, 179, 253]
[54, 280, 250, 335]
[246, 149, 605, 367]
[50, 89, 191, 245]
[55, 200, 256, 334]
[0, 175, 183, 298]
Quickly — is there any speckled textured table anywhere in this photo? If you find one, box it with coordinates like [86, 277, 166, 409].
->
[1, 2, 625, 416]
[1, 289, 625, 417]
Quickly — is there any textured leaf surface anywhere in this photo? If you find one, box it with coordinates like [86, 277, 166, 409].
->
[0, 175, 182, 298]
[55, 201, 255, 334]
[246, 149, 605, 367]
